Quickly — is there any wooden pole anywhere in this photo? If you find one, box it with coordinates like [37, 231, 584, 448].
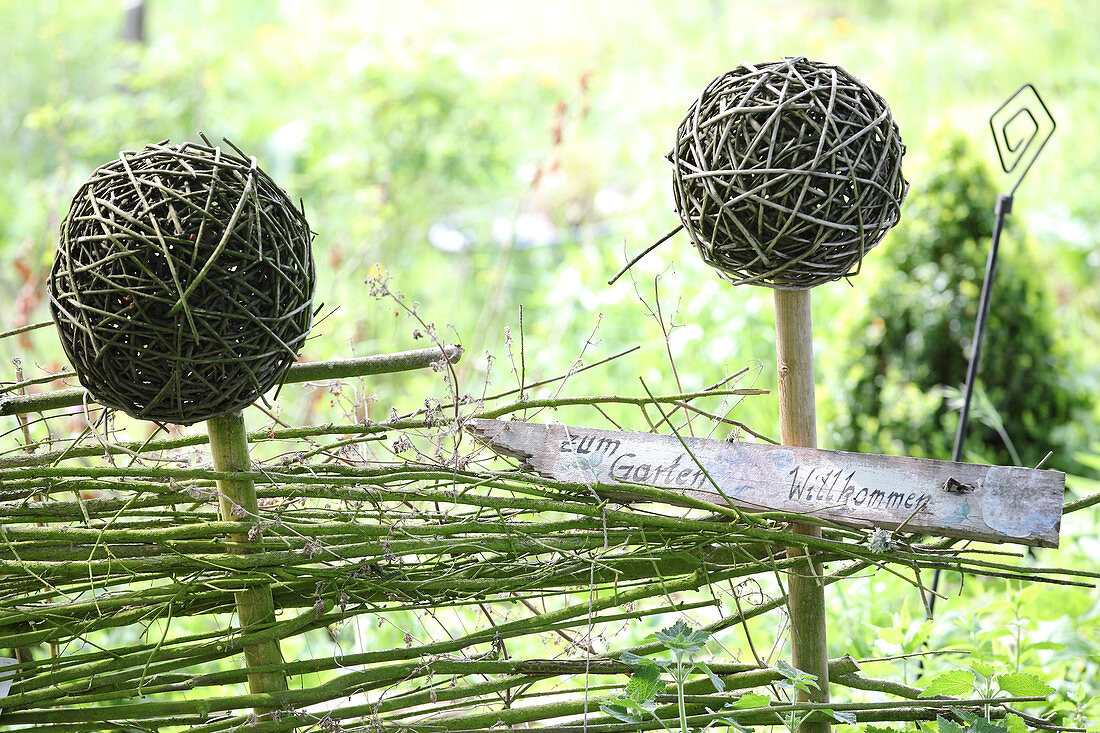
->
[207, 411, 288, 720]
[774, 288, 830, 733]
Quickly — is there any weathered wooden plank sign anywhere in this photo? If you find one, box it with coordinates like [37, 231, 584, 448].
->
[467, 419, 1065, 548]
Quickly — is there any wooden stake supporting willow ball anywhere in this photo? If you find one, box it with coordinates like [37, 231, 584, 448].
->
[670, 57, 907, 289]
[671, 58, 907, 733]
[49, 137, 315, 425]
[47, 137, 315, 718]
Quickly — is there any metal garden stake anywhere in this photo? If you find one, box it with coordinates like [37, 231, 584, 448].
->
[930, 84, 1056, 616]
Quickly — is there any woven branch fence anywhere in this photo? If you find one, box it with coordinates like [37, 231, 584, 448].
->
[0, 347, 1093, 732]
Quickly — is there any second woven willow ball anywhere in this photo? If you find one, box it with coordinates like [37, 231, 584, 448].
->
[670, 57, 908, 289]
[49, 139, 315, 425]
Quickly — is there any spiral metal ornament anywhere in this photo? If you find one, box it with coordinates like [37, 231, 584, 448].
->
[670, 57, 908, 289]
[49, 138, 315, 425]
[989, 83, 1056, 197]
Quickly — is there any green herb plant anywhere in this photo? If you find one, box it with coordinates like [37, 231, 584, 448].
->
[601, 621, 854, 733]
[758, 659, 853, 733]
[601, 620, 725, 733]
[918, 661, 1056, 733]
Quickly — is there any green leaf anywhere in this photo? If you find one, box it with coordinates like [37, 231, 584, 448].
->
[970, 660, 997, 678]
[971, 719, 1011, 733]
[709, 713, 755, 733]
[654, 619, 711, 657]
[776, 659, 819, 692]
[936, 715, 965, 733]
[995, 671, 1055, 697]
[619, 651, 649, 665]
[729, 693, 770, 709]
[619, 651, 669, 671]
[920, 670, 975, 698]
[655, 619, 693, 642]
[600, 698, 647, 724]
[775, 659, 801, 680]
[696, 661, 725, 692]
[624, 661, 662, 703]
[825, 709, 858, 725]
[1001, 713, 1028, 733]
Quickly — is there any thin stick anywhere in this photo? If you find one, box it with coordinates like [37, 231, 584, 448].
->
[206, 411, 288, 720]
[0, 320, 52, 341]
[653, 278, 694, 437]
[774, 288, 830, 733]
[606, 224, 683, 286]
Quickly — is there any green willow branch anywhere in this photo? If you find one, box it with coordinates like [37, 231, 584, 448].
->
[0, 365, 1086, 732]
[1, 469, 1089, 588]
[473, 387, 769, 420]
[0, 344, 464, 418]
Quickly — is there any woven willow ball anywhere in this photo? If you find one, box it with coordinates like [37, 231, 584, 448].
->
[49, 139, 315, 425]
[670, 57, 908, 289]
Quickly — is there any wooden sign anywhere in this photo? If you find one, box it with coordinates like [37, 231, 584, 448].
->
[467, 419, 1065, 548]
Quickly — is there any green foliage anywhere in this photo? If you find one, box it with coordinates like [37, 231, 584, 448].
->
[654, 619, 714, 661]
[625, 661, 664, 705]
[771, 660, 857, 731]
[604, 623, 861, 733]
[918, 659, 1056, 733]
[996, 672, 1055, 698]
[602, 620, 724, 732]
[920, 669, 976, 698]
[933, 715, 1012, 733]
[775, 658, 820, 694]
[829, 131, 1092, 470]
[834, 563, 1098, 731]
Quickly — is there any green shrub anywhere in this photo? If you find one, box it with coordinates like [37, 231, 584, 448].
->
[827, 131, 1091, 471]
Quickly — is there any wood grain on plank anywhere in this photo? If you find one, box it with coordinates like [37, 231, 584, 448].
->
[467, 419, 1064, 548]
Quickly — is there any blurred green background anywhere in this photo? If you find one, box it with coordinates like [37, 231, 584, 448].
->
[2, 1, 1098, 727]
[3, 0, 1098, 469]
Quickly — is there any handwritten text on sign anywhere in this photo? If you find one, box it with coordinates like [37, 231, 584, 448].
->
[468, 419, 1065, 548]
